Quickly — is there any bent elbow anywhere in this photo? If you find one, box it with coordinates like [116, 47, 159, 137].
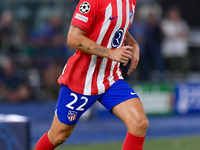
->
[66, 37, 72, 47]
[67, 33, 74, 47]
[67, 26, 86, 48]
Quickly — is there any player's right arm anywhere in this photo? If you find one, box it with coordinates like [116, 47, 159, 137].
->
[67, 25, 133, 65]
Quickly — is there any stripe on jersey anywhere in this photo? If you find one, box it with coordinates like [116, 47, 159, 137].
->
[109, 61, 118, 86]
[112, 0, 131, 82]
[119, 0, 129, 48]
[96, 3, 112, 46]
[125, 3, 135, 38]
[84, 0, 132, 95]
[97, 58, 108, 94]
[116, 63, 123, 80]
[83, 55, 97, 95]
[113, 0, 134, 82]
[105, 0, 122, 86]
[107, 0, 123, 48]
[83, 3, 112, 95]
[96, 4, 112, 94]
[96, 1, 119, 92]
[112, 0, 129, 83]
[132, 4, 136, 18]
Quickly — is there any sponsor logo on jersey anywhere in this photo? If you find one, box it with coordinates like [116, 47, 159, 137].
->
[131, 92, 136, 95]
[111, 29, 124, 48]
[67, 110, 78, 121]
[75, 13, 88, 23]
[79, 2, 90, 14]
[109, 16, 118, 20]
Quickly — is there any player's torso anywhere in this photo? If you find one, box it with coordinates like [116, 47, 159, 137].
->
[86, 0, 136, 49]
[58, 0, 136, 95]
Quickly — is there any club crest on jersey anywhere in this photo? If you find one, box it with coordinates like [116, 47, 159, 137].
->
[129, 11, 134, 23]
[67, 110, 78, 121]
[79, 2, 90, 14]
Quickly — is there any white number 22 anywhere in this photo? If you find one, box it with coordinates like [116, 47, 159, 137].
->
[66, 93, 88, 111]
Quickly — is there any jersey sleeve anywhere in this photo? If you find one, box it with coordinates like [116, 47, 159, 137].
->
[71, 0, 97, 32]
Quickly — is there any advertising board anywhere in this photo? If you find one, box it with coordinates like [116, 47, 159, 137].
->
[132, 82, 174, 115]
[175, 83, 200, 115]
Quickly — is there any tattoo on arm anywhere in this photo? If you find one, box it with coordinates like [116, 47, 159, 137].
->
[77, 42, 83, 47]
[94, 47, 108, 54]
[87, 45, 92, 50]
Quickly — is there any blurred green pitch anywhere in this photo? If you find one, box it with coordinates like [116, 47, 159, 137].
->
[32, 135, 200, 150]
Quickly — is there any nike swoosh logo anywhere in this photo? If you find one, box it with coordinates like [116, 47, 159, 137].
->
[109, 16, 118, 20]
[131, 92, 136, 95]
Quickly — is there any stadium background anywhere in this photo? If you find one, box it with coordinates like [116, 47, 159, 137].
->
[0, 0, 200, 149]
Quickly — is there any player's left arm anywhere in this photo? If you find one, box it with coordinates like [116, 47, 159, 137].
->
[125, 31, 140, 75]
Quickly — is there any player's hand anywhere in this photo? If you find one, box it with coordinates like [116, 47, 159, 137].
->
[109, 46, 133, 66]
[127, 43, 140, 75]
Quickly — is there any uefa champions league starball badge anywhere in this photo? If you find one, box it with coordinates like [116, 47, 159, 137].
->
[79, 2, 91, 14]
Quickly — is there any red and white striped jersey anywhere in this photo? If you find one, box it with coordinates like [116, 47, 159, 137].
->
[58, 0, 136, 95]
